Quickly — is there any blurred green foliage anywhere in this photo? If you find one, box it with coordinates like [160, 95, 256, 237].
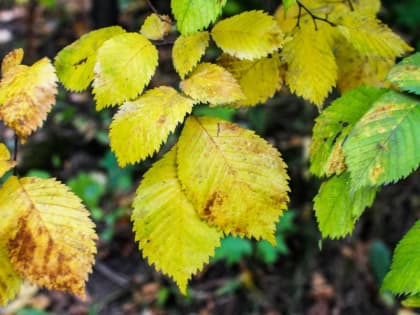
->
[369, 240, 391, 286]
[17, 309, 51, 315]
[214, 210, 296, 265]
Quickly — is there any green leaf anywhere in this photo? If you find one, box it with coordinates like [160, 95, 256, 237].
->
[314, 173, 377, 239]
[213, 236, 252, 265]
[54, 26, 125, 92]
[171, 0, 226, 35]
[283, 0, 296, 14]
[67, 172, 106, 209]
[276, 209, 296, 233]
[387, 52, 420, 95]
[344, 90, 420, 189]
[402, 294, 420, 308]
[93, 33, 158, 110]
[382, 220, 420, 296]
[369, 240, 391, 285]
[310, 86, 387, 177]
[193, 105, 236, 121]
[256, 235, 288, 264]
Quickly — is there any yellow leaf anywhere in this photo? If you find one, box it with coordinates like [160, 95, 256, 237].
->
[1, 48, 23, 77]
[0, 244, 22, 306]
[0, 143, 15, 177]
[337, 12, 413, 59]
[177, 116, 290, 243]
[93, 33, 158, 110]
[335, 38, 393, 92]
[0, 52, 57, 141]
[54, 26, 125, 92]
[217, 54, 282, 107]
[172, 31, 210, 79]
[110, 86, 194, 166]
[281, 22, 337, 107]
[0, 176, 97, 298]
[211, 11, 284, 60]
[133, 147, 221, 294]
[140, 13, 172, 40]
[354, 0, 381, 15]
[180, 63, 244, 105]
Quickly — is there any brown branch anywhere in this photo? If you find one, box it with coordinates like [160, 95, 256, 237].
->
[346, 0, 354, 11]
[25, 0, 38, 63]
[153, 39, 175, 46]
[296, 0, 336, 30]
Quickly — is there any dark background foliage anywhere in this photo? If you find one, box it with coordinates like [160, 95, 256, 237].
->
[0, 0, 419, 314]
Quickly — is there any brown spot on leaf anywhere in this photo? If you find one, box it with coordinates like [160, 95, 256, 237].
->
[158, 115, 166, 124]
[369, 164, 383, 183]
[202, 191, 225, 220]
[8, 213, 36, 270]
[73, 57, 87, 67]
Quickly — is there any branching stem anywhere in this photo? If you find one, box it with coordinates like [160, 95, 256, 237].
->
[296, 0, 336, 30]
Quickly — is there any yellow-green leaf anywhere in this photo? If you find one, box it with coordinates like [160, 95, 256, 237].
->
[172, 31, 210, 79]
[283, 0, 296, 14]
[140, 13, 172, 41]
[177, 116, 290, 243]
[344, 91, 420, 189]
[0, 143, 15, 178]
[217, 54, 282, 107]
[387, 52, 420, 95]
[110, 86, 194, 167]
[180, 63, 244, 105]
[54, 26, 125, 92]
[171, 0, 226, 35]
[314, 173, 377, 239]
[281, 22, 337, 107]
[133, 147, 221, 294]
[0, 51, 57, 141]
[337, 12, 413, 59]
[212, 11, 284, 60]
[0, 244, 22, 306]
[93, 33, 158, 110]
[0, 176, 97, 297]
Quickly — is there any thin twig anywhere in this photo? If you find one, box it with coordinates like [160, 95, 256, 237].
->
[94, 262, 129, 287]
[25, 0, 38, 63]
[13, 134, 18, 176]
[145, 0, 159, 15]
[144, 0, 172, 24]
[346, 0, 354, 11]
[153, 39, 175, 46]
[296, 0, 336, 30]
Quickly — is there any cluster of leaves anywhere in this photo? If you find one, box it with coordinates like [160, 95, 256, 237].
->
[51, 0, 414, 295]
[311, 52, 420, 302]
[0, 50, 97, 304]
[53, 0, 295, 294]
